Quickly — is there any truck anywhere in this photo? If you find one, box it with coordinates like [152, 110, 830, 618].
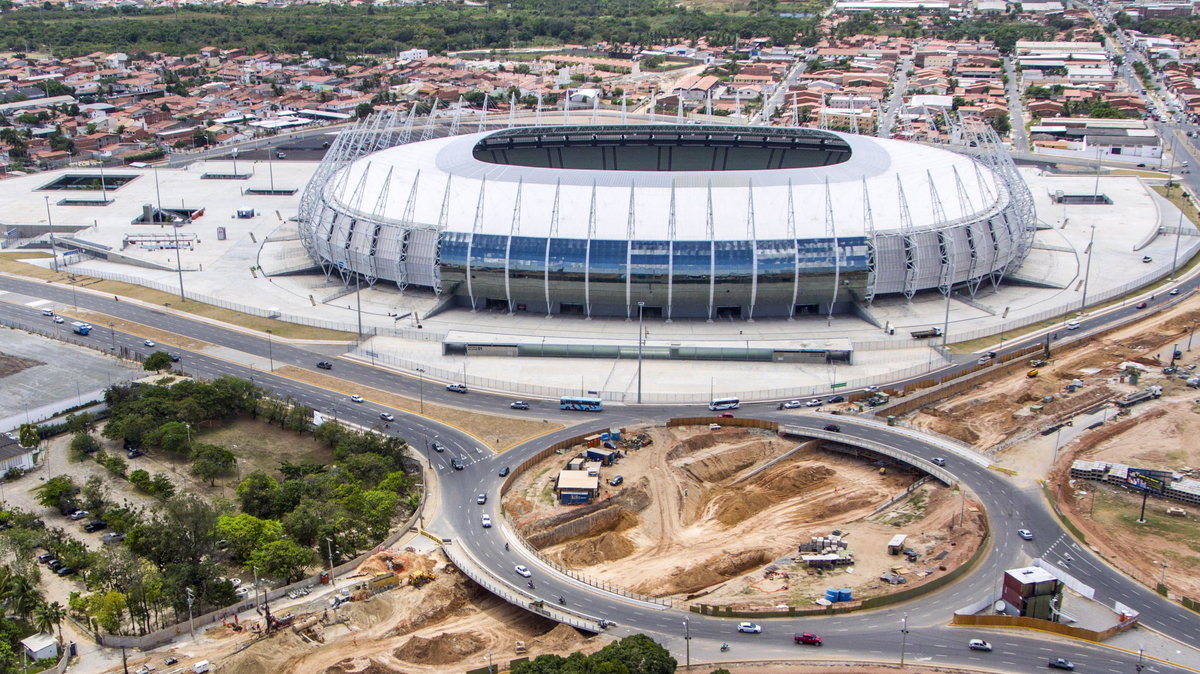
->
[1116, 385, 1163, 408]
[910, 327, 943, 339]
[70, 321, 92, 336]
[866, 392, 890, 407]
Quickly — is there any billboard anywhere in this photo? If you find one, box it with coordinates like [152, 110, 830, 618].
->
[1127, 470, 1164, 494]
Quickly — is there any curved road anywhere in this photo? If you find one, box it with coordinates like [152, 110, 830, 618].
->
[0, 275, 1197, 672]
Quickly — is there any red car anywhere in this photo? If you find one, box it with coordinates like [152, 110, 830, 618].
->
[794, 632, 823, 646]
[718, 412, 735, 418]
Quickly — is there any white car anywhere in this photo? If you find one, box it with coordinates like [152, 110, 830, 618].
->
[379, 412, 395, 422]
[481, 514, 492, 528]
[54, 316, 65, 324]
[737, 622, 763, 633]
[350, 395, 364, 403]
[514, 565, 531, 578]
[865, 386, 880, 393]
[781, 400, 803, 409]
[143, 340, 156, 347]
[1017, 528, 1034, 540]
[804, 399, 822, 407]
[968, 639, 992, 651]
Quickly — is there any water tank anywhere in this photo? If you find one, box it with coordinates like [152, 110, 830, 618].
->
[142, 203, 154, 223]
[824, 588, 840, 603]
[838, 588, 852, 602]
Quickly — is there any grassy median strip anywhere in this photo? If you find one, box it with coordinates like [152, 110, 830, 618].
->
[277, 365, 566, 451]
[0, 253, 353, 341]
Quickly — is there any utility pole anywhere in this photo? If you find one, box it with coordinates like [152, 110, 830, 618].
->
[637, 301, 645, 404]
[266, 329, 274, 372]
[1080, 225, 1096, 311]
[185, 587, 195, 639]
[899, 613, 909, 667]
[682, 618, 690, 670]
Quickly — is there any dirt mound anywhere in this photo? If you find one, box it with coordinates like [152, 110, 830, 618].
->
[393, 631, 487, 666]
[677, 438, 779, 483]
[531, 622, 589, 651]
[712, 464, 834, 526]
[807, 491, 879, 521]
[555, 529, 638, 567]
[646, 548, 772, 596]
[527, 503, 640, 549]
[669, 428, 751, 457]
[387, 573, 477, 636]
[324, 658, 400, 674]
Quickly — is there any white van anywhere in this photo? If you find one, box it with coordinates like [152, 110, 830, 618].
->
[41, 308, 54, 316]
[193, 661, 211, 673]
[1066, 320, 1080, 330]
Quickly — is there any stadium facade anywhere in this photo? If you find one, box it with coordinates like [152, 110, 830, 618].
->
[298, 116, 1035, 320]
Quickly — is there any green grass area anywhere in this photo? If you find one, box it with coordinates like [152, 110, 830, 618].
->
[881, 490, 927, 528]
[1094, 486, 1200, 569]
[0, 252, 353, 341]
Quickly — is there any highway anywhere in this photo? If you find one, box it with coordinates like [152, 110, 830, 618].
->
[1, 274, 1199, 672]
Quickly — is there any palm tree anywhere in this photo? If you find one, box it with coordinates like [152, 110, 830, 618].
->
[4, 575, 44, 622]
[33, 600, 66, 643]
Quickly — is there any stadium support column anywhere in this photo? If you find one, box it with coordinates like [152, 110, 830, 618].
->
[825, 178, 839, 324]
[953, 166, 982, 297]
[929, 169, 951, 298]
[466, 178, 487, 311]
[625, 184, 637, 321]
[504, 178, 523, 314]
[706, 182, 716, 322]
[433, 176, 453, 297]
[585, 182, 597, 320]
[746, 181, 759, 322]
[666, 181, 677, 322]
[787, 179, 799, 320]
[862, 177, 877, 304]
[897, 174, 918, 301]
[544, 180, 561, 316]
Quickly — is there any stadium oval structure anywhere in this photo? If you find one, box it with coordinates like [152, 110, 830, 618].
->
[299, 122, 1034, 320]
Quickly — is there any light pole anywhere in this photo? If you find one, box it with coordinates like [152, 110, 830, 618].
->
[899, 612, 909, 667]
[1080, 225, 1096, 311]
[326, 537, 338, 619]
[44, 196, 58, 272]
[266, 329, 274, 371]
[682, 618, 690, 670]
[636, 301, 645, 404]
[153, 165, 185, 300]
[1153, 560, 1168, 588]
[185, 587, 195, 639]
[416, 367, 425, 414]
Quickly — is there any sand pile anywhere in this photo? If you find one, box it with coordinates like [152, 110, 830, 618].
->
[556, 529, 638, 567]
[393, 632, 487, 666]
[646, 548, 772, 596]
[530, 623, 588, 651]
[527, 504, 640, 549]
[677, 438, 777, 483]
[387, 573, 476, 636]
[712, 463, 834, 526]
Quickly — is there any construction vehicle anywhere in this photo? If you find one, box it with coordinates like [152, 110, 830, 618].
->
[1116, 385, 1163, 408]
[514, 640, 528, 654]
[409, 570, 434, 588]
[1027, 369, 1039, 378]
[910, 327, 943, 339]
[866, 392, 890, 407]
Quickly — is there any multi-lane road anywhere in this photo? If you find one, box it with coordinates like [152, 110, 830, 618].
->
[1, 274, 1198, 672]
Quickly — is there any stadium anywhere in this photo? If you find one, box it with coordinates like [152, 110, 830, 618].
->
[298, 120, 1035, 320]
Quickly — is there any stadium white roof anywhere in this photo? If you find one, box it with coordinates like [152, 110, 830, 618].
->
[326, 128, 1006, 241]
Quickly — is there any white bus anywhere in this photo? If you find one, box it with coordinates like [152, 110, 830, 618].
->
[709, 397, 740, 411]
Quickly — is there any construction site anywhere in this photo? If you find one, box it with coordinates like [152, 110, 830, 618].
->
[503, 424, 984, 608]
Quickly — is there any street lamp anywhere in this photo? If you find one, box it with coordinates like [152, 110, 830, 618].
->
[1153, 560, 1168, 588]
[899, 612, 909, 667]
[416, 367, 425, 414]
[636, 301, 645, 404]
[266, 329, 274, 372]
[109, 322, 115, 352]
[682, 619, 690, 669]
[1080, 225, 1096, 311]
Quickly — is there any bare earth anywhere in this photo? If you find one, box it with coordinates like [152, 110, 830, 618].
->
[507, 425, 983, 607]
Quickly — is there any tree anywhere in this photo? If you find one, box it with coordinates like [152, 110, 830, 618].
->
[69, 432, 101, 459]
[3, 573, 44, 621]
[34, 475, 77, 512]
[355, 101, 374, 118]
[146, 421, 192, 456]
[33, 600, 66, 643]
[191, 444, 235, 486]
[216, 513, 283, 562]
[247, 538, 313, 583]
[88, 589, 128, 634]
[236, 472, 280, 519]
[17, 423, 38, 450]
[143, 351, 173, 372]
[592, 634, 676, 674]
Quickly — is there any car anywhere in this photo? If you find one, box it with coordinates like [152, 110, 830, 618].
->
[931, 457, 946, 466]
[41, 308, 54, 316]
[68, 510, 89, 521]
[1018, 528, 1034, 540]
[510, 401, 530, 410]
[350, 394, 364, 403]
[1143, 255, 1153, 263]
[446, 383, 468, 393]
[316, 361, 333, 370]
[968, 639, 993, 651]
[609, 475, 624, 486]
[1136, 301, 1148, 309]
[794, 632, 823, 646]
[54, 316, 64, 324]
[164, 657, 178, 666]
[379, 412, 395, 422]
[83, 520, 108, 532]
[481, 514, 492, 528]
[127, 448, 143, 458]
[1066, 320, 1081, 330]
[805, 399, 822, 407]
[47, 559, 63, 570]
[865, 386, 880, 393]
[101, 533, 126, 544]
[37, 553, 54, 563]
[1049, 658, 1075, 670]
[718, 412, 735, 418]
[276, 152, 287, 159]
[477, 493, 487, 504]
[431, 442, 446, 453]
[1171, 288, 1181, 296]
[169, 353, 180, 362]
[143, 340, 156, 347]
[781, 400, 803, 409]
[514, 565, 532, 577]
[451, 457, 465, 470]
[499, 466, 511, 477]
[977, 356, 992, 365]
[823, 424, 841, 432]
[827, 395, 846, 403]
[1137, 163, 1147, 168]
[55, 566, 75, 577]
[737, 622, 762, 633]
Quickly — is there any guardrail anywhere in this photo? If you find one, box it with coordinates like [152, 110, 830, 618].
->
[777, 424, 957, 486]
